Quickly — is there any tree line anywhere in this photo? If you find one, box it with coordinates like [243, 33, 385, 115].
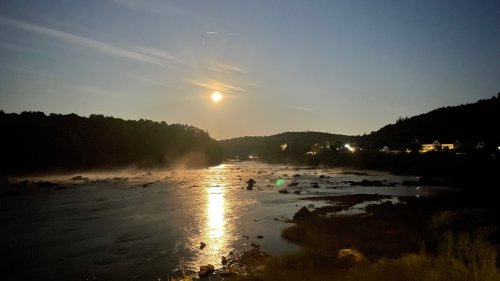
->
[0, 111, 222, 175]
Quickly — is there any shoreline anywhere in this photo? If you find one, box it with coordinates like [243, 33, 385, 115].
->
[221, 190, 500, 281]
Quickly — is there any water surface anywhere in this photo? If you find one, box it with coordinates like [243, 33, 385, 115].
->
[1, 162, 443, 280]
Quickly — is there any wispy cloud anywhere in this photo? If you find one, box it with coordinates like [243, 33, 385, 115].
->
[206, 31, 218, 35]
[133, 47, 180, 64]
[127, 75, 176, 88]
[294, 106, 316, 112]
[109, 0, 198, 20]
[0, 16, 174, 69]
[188, 79, 246, 95]
[207, 62, 245, 74]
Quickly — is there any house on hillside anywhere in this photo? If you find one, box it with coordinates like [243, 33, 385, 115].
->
[420, 140, 454, 153]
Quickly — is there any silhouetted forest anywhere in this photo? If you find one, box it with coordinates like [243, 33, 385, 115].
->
[0, 111, 222, 175]
[219, 131, 357, 162]
[359, 94, 500, 151]
[221, 95, 499, 160]
[219, 95, 500, 188]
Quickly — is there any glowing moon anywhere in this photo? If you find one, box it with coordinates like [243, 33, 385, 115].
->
[211, 91, 222, 103]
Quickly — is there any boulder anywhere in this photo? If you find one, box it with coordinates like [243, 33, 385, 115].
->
[293, 206, 311, 220]
[70, 175, 89, 181]
[246, 179, 256, 190]
[200, 242, 206, 249]
[336, 248, 367, 265]
[220, 268, 234, 276]
[199, 264, 214, 277]
[38, 181, 59, 188]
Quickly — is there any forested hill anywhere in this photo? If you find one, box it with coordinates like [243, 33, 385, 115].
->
[360, 95, 500, 151]
[219, 131, 356, 161]
[0, 111, 222, 175]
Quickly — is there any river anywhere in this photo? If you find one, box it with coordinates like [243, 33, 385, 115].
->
[0, 162, 444, 280]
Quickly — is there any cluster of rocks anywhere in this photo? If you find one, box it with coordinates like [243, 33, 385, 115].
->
[196, 231, 268, 277]
[343, 177, 445, 187]
[344, 179, 397, 187]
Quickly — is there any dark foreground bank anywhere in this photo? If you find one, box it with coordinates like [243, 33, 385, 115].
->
[226, 191, 500, 281]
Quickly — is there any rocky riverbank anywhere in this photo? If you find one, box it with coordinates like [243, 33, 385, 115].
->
[224, 192, 500, 281]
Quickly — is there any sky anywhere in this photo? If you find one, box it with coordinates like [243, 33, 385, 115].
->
[0, 0, 499, 140]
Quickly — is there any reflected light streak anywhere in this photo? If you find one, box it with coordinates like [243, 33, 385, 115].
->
[190, 164, 230, 268]
[207, 187, 224, 240]
[206, 165, 226, 250]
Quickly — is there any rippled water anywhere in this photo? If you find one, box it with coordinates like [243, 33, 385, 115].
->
[1, 162, 445, 280]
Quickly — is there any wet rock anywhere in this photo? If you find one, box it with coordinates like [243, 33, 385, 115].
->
[319, 175, 325, 178]
[70, 175, 89, 181]
[200, 242, 206, 249]
[220, 268, 234, 276]
[246, 179, 256, 190]
[293, 174, 301, 177]
[243, 235, 249, 239]
[250, 243, 259, 248]
[293, 206, 311, 220]
[199, 264, 214, 277]
[347, 179, 388, 187]
[287, 181, 299, 187]
[257, 235, 264, 239]
[336, 248, 367, 265]
[311, 182, 320, 188]
[307, 203, 315, 209]
[278, 189, 289, 194]
[142, 182, 154, 188]
[224, 248, 272, 276]
[37, 181, 59, 188]
[293, 190, 301, 195]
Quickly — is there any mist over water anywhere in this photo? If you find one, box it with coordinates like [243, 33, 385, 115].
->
[1, 162, 445, 280]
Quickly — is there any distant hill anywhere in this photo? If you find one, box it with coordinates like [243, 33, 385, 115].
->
[220, 94, 500, 162]
[219, 131, 357, 161]
[360, 95, 500, 151]
[0, 111, 222, 175]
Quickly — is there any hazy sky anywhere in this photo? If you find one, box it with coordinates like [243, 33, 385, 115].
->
[1, 0, 499, 139]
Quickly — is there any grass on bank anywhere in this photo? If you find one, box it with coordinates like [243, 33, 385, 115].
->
[236, 196, 500, 281]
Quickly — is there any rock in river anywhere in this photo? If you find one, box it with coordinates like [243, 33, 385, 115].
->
[293, 206, 311, 220]
[199, 264, 214, 277]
